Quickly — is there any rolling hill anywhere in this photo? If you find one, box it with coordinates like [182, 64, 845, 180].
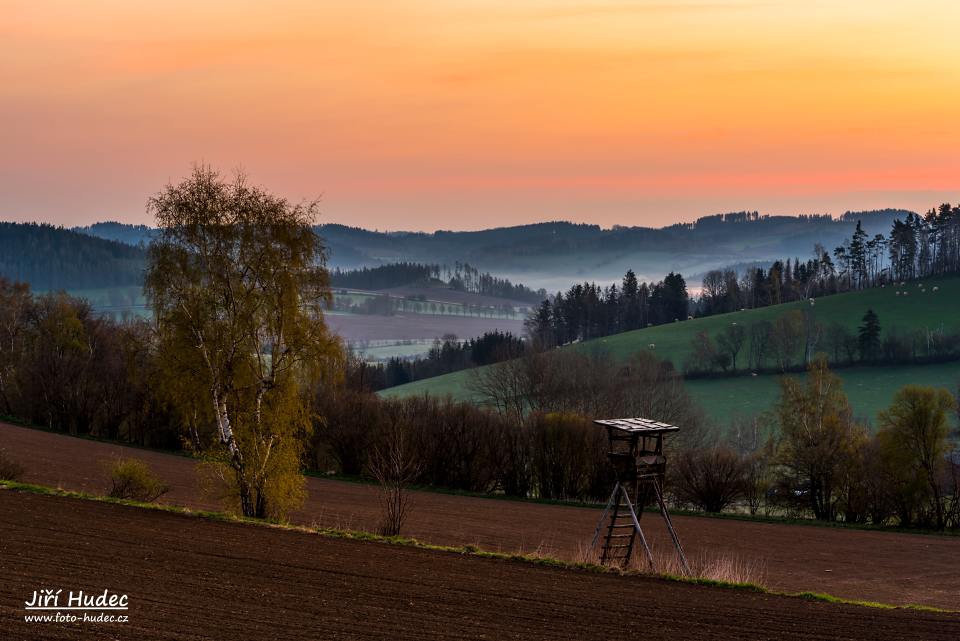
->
[73, 210, 911, 291]
[380, 275, 960, 425]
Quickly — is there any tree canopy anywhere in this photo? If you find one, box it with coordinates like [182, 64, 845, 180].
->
[145, 166, 342, 518]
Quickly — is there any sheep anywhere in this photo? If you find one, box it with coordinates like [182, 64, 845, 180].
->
[895, 291, 901, 296]
[933, 286, 940, 292]
[648, 343, 656, 350]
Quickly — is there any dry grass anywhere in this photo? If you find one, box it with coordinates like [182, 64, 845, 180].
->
[641, 548, 768, 586]
[573, 538, 766, 586]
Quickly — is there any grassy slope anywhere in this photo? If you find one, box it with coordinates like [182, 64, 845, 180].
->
[381, 276, 960, 424]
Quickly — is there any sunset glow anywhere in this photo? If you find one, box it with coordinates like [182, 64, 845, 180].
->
[4, 0, 960, 229]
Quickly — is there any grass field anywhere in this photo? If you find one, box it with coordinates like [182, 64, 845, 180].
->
[686, 362, 960, 425]
[580, 275, 960, 371]
[379, 361, 960, 426]
[381, 276, 960, 425]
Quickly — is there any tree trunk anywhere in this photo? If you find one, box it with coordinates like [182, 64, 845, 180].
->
[211, 391, 255, 517]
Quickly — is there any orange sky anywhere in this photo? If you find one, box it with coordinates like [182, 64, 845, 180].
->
[3, 0, 959, 230]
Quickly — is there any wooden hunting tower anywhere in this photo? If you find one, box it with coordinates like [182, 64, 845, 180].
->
[590, 417, 689, 573]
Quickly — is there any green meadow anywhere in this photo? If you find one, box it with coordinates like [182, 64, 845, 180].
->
[381, 276, 960, 425]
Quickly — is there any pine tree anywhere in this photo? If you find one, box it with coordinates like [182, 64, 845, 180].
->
[621, 269, 641, 330]
[857, 309, 881, 363]
[849, 220, 868, 288]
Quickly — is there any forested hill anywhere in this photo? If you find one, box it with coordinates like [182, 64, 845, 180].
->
[74, 209, 914, 290]
[73, 221, 157, 247]
[330, 262, 547, 303]
[0, 223, 145, 290]
[3, 209, 915, 292]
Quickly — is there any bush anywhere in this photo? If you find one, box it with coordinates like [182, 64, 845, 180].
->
[107, 458, 170, 502]
[0, 449, 25, 481]
[670, 445, 749, 513]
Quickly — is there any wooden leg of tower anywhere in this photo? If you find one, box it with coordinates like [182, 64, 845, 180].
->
[654, 481, 690, 575]
[590, 483, 619, 562]
[620, 485, 655, 570]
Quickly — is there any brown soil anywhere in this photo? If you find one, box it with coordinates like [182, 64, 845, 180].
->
[3, 421, 959, 610]
[2, 490, 959, 641]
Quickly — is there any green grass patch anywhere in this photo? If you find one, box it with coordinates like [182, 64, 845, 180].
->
[381, 276, 960, 426]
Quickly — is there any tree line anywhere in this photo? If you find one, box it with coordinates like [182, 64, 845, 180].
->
[330, 261, 546, 303]
[524, 271, 689, 347]
[508, 206, 960, 373]
[697, 204, 960, 317]
[684, 308, 960, 376]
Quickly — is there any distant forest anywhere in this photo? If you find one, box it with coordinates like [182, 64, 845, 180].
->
[3, 205, 957, 331]
[0, 223, 145, 291]
[526, 203, 960, 350]
[331, 262, 547, 302]
[75, 210, 913, 282]
[0, 224, 547, 301]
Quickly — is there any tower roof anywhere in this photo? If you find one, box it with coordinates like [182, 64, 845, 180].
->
[594, 417, 679, 434]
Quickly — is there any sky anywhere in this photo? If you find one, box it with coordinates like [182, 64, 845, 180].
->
[3, 0, 960, 231]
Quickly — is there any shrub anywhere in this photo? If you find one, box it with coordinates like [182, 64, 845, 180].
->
[670, 445, 749, 513]
[0, 449, 25, 481]
[107, 458, 170, 502]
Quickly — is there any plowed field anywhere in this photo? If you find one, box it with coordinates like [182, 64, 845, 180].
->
[2, 421, 959, 610]
[2, 490, 959, 641]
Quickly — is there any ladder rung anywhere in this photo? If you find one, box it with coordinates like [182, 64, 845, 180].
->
[606, 534, 633, 539]
[608, 523, 635, 528]
[603, 544, 632, 550]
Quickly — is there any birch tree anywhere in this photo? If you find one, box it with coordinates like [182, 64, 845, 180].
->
[145, 166, 341, 518]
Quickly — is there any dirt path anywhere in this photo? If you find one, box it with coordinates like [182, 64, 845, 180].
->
[2, 490, 959, 641]
[3, 421, 959, 609]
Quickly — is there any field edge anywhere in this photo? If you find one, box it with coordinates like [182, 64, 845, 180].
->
[3, 480, 953, 615]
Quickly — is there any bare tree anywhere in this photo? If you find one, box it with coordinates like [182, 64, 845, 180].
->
[368, 415, 420, 536]
[769, 311, 804, 371]
[801, 307, 823, 365]
[716, 323, 746, 372]
[670, 445, 749, 513]
[0, 278, 31, 415]
[748, 320, 772, 370]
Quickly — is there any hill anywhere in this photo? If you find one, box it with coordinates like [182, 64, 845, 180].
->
[74, 210, 911, 291]
[381, 276, 960, 424]
[72, 221, 157, 246]
[0, 222, 145, 290]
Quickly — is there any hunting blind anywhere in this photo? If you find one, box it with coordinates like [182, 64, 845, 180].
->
[590, 417, 689, 574]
